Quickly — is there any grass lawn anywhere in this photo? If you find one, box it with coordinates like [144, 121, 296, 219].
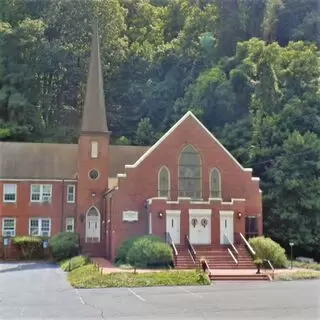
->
[68, 264, 211, 288]
[275, 270, 320, 281]
[290, 261, 320, 271]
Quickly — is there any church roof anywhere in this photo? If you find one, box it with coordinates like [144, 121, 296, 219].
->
[0, 142, 148, 180]
[81, 23, 108, 134]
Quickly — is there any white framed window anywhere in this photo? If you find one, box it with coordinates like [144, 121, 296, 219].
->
[210, 168, 221, 198]
[179, 145, 202, 199]
[30, 184, 52, 203]
[2, 218, 16, 237]
[3, 184, 17, 203]
[91, 141, 98, 158]
[65, 217, 75, 232]
[158, 166, 170, 198]
[29, 218, 51, 236]
[67, 185, 76, 203]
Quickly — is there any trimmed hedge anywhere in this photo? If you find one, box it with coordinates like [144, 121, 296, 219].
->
[60, 255, 90, 272]
[50, 232, 80, 261]
[68, 264, 210, 288]
[13, 236, 43, 260]
[127, 237, 173, 268]
[249, 236, 288, 268]
[116, 235, 164, 264]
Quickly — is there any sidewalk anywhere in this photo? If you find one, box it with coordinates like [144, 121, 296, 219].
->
[91, 257, 313, 275]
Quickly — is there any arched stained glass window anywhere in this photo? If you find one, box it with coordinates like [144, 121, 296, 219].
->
[210, 168, 221, 198]
[179, 145, 202, 199]
[158, 166, 170, 198]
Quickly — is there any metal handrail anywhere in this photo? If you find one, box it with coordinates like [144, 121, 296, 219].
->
[165, 232, 178, 256]
[263, 259, 275, 280]
[224, 232, 238, 255]
[186, 235, 196, 262]
[228, 248, 238, 264]
[239, 232, 256, 255]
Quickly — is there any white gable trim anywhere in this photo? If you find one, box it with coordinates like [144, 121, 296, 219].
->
[125, 111, 252, 171]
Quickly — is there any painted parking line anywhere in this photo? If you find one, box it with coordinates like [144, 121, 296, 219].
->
[178, 287, 203, 299]
[75, 289, 85, 305]
[128, 288, 146, 302]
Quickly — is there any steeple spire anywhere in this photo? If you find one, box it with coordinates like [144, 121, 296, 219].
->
[81, 21, 108, 134]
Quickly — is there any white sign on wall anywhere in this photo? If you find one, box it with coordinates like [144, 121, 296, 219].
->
[122, 211, 139, 222]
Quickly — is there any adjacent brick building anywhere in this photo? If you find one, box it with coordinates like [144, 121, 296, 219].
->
[0, 27, 262, 261]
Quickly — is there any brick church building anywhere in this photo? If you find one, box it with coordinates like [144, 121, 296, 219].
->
[0, 28, 262, 263]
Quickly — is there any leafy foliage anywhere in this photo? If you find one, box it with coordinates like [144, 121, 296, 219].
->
[1, 0, 319, 259]
[13, 236, 43, 260]
[68, 264, 210, 288]
[60, 255, 90, 272]
[50, 232, 80, 261]
[127, 237, 173, 269]
[249, 236, 288, 268]
[116, 235, 163, 263]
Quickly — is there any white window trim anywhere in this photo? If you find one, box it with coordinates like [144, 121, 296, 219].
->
[65, 217, 75, 232]
[157, 165, 171, 198]
[209, 167, 222, 199]
[67, 185, 76, 203]
[30, 184, 52, 203]
[3, 184, 17, 203]
[2, 217, 16, 237]
[29, 218, 51, 236]
[178, 144, 203, 200]
[91, 141, 98, 158]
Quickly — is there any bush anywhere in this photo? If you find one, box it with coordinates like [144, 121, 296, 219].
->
[68, 264, 211, 288]
[13, 236, 43, 260]
[249, 236, 288, 268]
[127, 237, 173, 269]
[60, 255, 90, 272]
[116, 235, 164, 263]
[50, 232, 80, 261]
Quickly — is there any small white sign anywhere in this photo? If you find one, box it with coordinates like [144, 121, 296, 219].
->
[122, 211, 139, 222]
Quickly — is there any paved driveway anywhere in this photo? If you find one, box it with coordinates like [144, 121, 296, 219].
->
[0, 262, 319, 320]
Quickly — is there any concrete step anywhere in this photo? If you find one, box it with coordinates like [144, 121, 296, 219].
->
[210, 274, 269, 281]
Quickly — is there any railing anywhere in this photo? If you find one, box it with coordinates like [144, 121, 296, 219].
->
[223, 232, 238, 255]
[227, 248, 238, 265]
[165, 232, 178, 257]
[200, 259, 212, 276]
[239, 232, 256, 256]
[185, 235, 196, 263]
[263, 259, 275, 280]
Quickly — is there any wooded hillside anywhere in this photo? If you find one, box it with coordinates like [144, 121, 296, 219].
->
[0, 0, 319, 259]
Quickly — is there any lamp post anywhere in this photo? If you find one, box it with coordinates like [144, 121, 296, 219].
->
[289, 241, 294, 270]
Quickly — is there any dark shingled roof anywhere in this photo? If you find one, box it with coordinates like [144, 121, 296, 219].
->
[0, 142, 149, 179]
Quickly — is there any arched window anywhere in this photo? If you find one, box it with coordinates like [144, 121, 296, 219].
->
[210, 168, 221, 198]
[158, 166, 170, 198]
[179, 145, 202, 199]
[86, 206, 100, 243]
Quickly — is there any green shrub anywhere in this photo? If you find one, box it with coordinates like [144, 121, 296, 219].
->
[50, 232, 80, 261]
[13, 236, 43, 260]
[68, 264, 210, 288]
[249, 236, 288, 268]
[60, 255, 90, 272]
[116, 235, 163, 263]
[127, 237, 173, 269]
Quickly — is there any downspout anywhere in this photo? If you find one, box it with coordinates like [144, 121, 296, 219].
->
[61, 179, 65, 232]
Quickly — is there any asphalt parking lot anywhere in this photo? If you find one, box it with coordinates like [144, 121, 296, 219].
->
[0, 262, 319, 320]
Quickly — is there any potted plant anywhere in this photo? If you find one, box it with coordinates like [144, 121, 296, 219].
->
[254, 258, 263, 274]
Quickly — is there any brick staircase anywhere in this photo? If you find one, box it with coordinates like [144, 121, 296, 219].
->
[175, 244, 256, 269]
[174, 245, 196, 269]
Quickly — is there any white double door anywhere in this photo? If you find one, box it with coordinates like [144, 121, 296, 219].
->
[220, 211, 234, 244]
[189, 210, 211, 244]
[166, 211, 181, 244]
